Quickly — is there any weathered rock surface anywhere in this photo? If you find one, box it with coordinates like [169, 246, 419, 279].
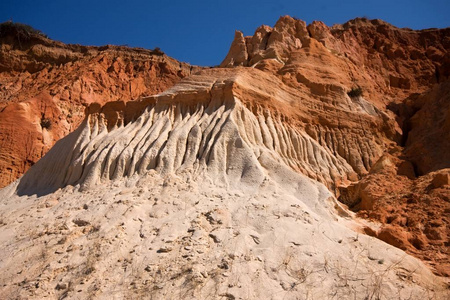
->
[0, 16, 449, 299]
[220, 16, 450, 277]
[401, 82, 450, 174]
[339, 149, 450, 276]
[0, 24, 197, 187]
[10, 68, 391, 196]
[0, 69, 448, 299]
[222, 16, 449, 106]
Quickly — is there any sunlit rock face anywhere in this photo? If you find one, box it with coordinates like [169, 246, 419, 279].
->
[0, 16, 449, 299]
[220, 16, 450, 277]
[0, 28, 197, 188]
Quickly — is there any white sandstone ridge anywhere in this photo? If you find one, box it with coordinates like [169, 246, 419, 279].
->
[11, 68, 388, 197]
[0, 68, 448, 299]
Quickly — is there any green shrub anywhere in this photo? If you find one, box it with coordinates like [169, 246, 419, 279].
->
[152, 47, 164, 56]
[347, 86, 363, 98]
[40, 116, 52, 129]
[0, 21, 48, 40]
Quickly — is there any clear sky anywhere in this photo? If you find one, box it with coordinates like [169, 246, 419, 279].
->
[1, 0, 449, 66]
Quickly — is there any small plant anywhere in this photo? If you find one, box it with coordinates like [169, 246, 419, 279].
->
[0, 21, 48, 40]
[40, 116, 52, 129]
[153, 47, 164, 55]
[347, 86, 363, 98]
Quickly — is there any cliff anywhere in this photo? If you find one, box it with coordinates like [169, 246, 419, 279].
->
[0, 22, 199, 187]
[0, 17, 449, 299]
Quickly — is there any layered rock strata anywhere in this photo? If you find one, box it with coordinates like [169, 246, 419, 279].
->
[0, 16, 449, 299]
[0, 26, 197, 187]
[14, 68, 394, 196]
[0, 69, 447, 299]
[220, 16, 450, 276]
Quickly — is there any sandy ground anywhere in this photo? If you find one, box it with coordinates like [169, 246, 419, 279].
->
[1, 167, 448, 299]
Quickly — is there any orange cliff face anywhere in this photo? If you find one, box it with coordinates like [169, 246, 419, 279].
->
[0, 18, 450, 298]
[0, 17, 449, 277]
[0, 26, 200, 187]
[220, 16, 449, 185]
[222, 16, 448, 103]
[219, 16, 449, 276]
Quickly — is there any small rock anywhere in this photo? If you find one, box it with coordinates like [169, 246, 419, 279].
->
[73, 219, 90, 227]
[209, 233, 221, 243]
[144, 265, 153, 272]
[55, 283, 67, 290]
[157, 246, 172, 253]
[431, 173, 449, 188]
[219, 293, 235, 299]
[201, 271, 208, 278]
[218, 259, 229, 269]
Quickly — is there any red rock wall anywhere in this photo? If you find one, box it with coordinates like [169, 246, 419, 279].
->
[0, 33, 198, 187]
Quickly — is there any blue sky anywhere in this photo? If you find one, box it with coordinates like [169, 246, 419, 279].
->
[1, 0, 449, 66]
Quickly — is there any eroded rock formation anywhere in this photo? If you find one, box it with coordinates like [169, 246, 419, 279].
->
[0, 16, 449, 299]
[0, 69, 447, 299]
[220, 16, 450, 276]
[13, 68, 390, 196]
[0, 24, 197, 187]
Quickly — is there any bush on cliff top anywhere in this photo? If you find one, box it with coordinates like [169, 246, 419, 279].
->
[0, 21, 48, 40]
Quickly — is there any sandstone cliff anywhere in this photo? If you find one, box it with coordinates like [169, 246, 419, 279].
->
[0, 17, 449, 299]
[0, 22, 198, 187]
[220, 16, 450, 276]
[1, 67, 447, 299]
